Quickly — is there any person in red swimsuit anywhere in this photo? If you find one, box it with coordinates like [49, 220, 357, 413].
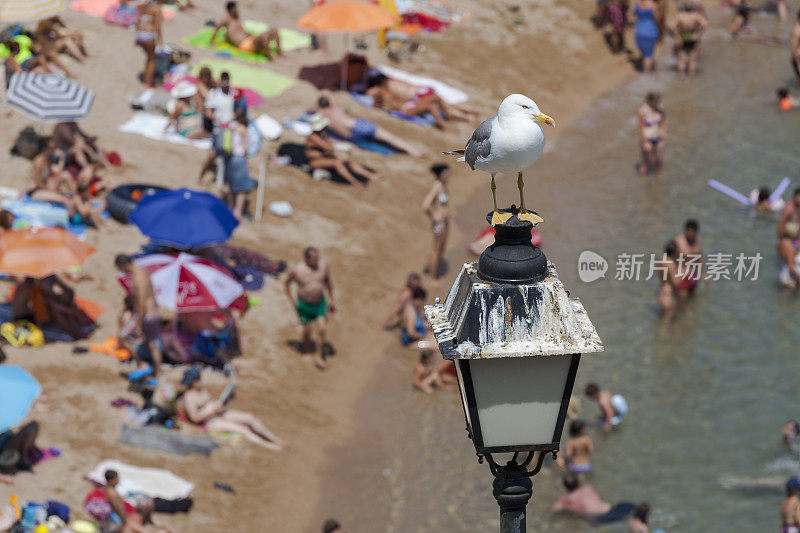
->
[674, 219, 708, 296]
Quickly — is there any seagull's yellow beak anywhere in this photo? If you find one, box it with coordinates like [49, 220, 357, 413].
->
[532, 112, 555, 127]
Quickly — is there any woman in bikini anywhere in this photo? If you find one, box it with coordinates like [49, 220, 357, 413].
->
[657, 240, 681, 321]
[179, 368, 285, 451]
[422, 164, 451, 279]
[778, 221, 800, 289]
[135, 0, 163, 88]
[637, 92, 666, 175]
[164, 81, 206, 140]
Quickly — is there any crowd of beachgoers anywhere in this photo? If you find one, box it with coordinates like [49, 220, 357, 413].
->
[1, 0, 800, 531]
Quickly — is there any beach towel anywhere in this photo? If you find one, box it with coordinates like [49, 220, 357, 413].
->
[119, 113, 212, 150]
[349, 92, 436, 127]
[118, 425, 218, 456]
[376, 64, 467, 104]
[86, 460, 194, 500]
[183, 22, 310, 63]
[1, 198, 96, 239]
[69, 0, 176, 21]
[395, 0, 471, 22]
[191, 60, 294, 99]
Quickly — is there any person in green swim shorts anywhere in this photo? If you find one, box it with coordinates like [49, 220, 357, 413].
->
[285, 247, 335, 370]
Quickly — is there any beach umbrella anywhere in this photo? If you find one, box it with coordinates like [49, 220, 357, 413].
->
[129, 188, 239, 249]
[297, 0, 399, 33]
[0, 227, 95, 278]
[0, 0, 66, 22]
[0, 365, 41, 433]
[297, 1, 399, 89]
[7, 73, 94, 121]
[119, 253, 248, 312]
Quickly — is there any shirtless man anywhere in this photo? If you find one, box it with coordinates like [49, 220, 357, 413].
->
[211, 2, 282, 60]
[561, 419, 594, 474]
[782, 477, 800, 533]
[668, 1, 707, 76]
[285, 247, 335, 370]
[585, 383, 628, 432]
[316, 96, 425, 157]
[104, 470, 130, 524]
[551, 473, 612, 518]
[674, 219, 707, 297]
[792, 10, 800, 83]
[115, 255, 163, 377]
[778, 188, 800, 238]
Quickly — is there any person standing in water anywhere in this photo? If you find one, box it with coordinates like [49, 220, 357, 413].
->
[628, 502, 651, 533]
[777, 221, 800, 289]
[561, 420, 594, 474]
[669, 1, 708, 76]
[637, 92, 666, 175]
[782, 477, 800, 533]
[585, 383, 628, 432]
[631, 0, 660, 73]
[657, 240, 681, 321]
[285, 247, 335, 370]
[134, 0, 163, 88]
[792, 10, 800, 84]
[674, 219, 707, 297]
[422, 164, 451, 279]
[778, 188, 800, 238]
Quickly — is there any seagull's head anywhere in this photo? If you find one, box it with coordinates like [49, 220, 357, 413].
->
[498, 94, 555, 127]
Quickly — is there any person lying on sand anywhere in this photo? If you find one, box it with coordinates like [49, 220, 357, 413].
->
[34, 16, 89, 63]
[52, 121, 103, 170]
[412, 351, 452, 394]
[304, 113, 382, 187]
[211, 1, 282, 60]
[315, 96, 426, 157]
[3, 40, 65, 81]
[179, 367, 285, 451]
[366, 74, 476, 130]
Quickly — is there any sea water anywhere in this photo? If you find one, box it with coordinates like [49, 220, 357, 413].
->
[380, 10, 800, 533]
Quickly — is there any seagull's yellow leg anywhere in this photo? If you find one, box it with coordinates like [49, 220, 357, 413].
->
[517, 172, 544, 225]
[490, 173, 512, 226]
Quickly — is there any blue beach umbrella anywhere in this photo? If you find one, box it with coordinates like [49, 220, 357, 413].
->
[0, 365, 41, 433]
[129, 188, 239, 248]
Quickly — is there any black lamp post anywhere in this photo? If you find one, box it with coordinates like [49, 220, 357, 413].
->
[424, 208, 603, 533]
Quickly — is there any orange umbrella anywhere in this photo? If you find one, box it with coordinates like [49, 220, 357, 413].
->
[0, 227, 95, 278]
[297, 1, 399, 33]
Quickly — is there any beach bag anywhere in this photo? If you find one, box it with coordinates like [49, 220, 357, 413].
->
[9, 127, 45, 160]
[1, 321, 44, 348]
[233, 265, 265, 291]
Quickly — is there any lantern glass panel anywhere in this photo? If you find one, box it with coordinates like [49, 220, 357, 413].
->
[469, 355, 572, 448]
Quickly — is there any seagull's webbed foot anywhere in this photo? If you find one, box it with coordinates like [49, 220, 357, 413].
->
[491, 210, 513, 226]
[517, 210, 544, 225]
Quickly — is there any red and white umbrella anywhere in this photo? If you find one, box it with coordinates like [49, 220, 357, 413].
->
[119, 253, 247, 312]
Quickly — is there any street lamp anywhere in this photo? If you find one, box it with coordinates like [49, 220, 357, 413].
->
[424, 210, 603, 533]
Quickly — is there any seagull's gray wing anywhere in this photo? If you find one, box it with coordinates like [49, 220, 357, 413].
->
[464, 118, 494, 170]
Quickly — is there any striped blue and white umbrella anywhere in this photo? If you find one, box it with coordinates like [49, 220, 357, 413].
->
[7, 73, 94, 121]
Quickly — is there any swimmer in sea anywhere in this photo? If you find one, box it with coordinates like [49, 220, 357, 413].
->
[783, 420, 800, 449]
[782, 477, 800, 533]
[585, 383, 628, 433]
[637, 92, 666, 175]
[560, 419, 594, 474]
[777, 88, 799, 111]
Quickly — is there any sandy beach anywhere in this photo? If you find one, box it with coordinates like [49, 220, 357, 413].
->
[0, 0, 639, 530]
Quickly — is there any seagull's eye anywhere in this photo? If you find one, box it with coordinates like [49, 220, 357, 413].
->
[521, 105, 529, 109]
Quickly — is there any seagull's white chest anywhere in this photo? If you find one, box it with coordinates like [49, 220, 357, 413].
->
[474, 118, 545, 174]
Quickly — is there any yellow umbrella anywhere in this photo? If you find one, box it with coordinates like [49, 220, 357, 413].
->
[0, 0, 67, 22]
[0, 227, 95, 278]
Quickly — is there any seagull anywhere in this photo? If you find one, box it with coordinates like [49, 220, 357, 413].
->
[444, 94, 555, 226]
